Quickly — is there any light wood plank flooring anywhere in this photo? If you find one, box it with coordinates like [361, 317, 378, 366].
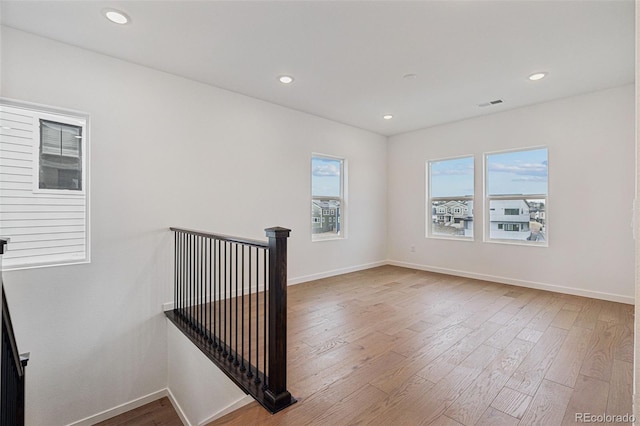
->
[211, 266, 633, 426]
[102, 266, 634, 425]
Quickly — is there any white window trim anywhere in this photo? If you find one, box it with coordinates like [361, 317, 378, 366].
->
[426, 155, 475, 242]
[311, 153, 347, 242]
[483, 146, 548, 247]
[32, 111, 87, 196]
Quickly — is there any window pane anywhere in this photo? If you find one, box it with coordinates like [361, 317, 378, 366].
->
[430, 156, 474, 198]
[312, 157, 341, 197]
[486, 148, 548, 196]
[39, 120, 82, 190]
[488, 198, 546, 242]
[312, 155, 344, 240]
[431, 200, 474, 238]
[312, 199, 341, 236]
[429, 156, 474, 239]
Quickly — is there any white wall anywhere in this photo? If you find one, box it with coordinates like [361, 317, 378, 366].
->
[388, 85, 635, 303]
[0, 27, 387, 425]
[167, 321, 252, 425]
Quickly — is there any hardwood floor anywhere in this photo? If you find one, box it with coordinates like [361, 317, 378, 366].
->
[94, 397, 182, 425]
[102, 266, 634, 425]
[210, 266, 633, 426]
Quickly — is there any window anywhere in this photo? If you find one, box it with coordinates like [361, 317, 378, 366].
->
[39, 120, 83, 191]
[485, 147, 547, 244]
[311, 154, 345, 240]
[0, 100, 89, 269]
[427, 156, 474, 239]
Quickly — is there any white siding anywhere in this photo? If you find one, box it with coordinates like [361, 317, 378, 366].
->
[0, 103, 88, 269]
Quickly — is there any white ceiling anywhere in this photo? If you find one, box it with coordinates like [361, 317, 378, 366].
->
[0, 1, 635, 136]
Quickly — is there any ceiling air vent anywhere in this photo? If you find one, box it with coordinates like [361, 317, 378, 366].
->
[478, 99, 504, 107]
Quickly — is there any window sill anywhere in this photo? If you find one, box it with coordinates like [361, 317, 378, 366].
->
[1, 259, 90, 272]
[312, 234, 345, 242]
[427, 235, 474, 242]
[484, 239, 548, 248]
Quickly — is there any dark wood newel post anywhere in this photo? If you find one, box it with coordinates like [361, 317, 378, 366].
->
[264, 227, 295, 412]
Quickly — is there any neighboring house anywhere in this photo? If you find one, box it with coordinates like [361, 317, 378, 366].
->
[489, 199, 532, 240]
[528, 201, 546, 225]
[432, 200, 472, 224]
[312, 200, 341, 234]
[432, 200, 474, 237]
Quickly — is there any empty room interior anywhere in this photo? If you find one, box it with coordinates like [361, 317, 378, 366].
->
[0, 1, 637, 425]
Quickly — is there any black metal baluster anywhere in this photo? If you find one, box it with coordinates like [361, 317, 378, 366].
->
[227, 242, 234, 362]
[222, 241, 228, 358]
[254, 247, 260, 384]
[218, 239, 222, 353]
[263, 247, 268, 389]
[208, 238, 213, 344]
[176, 232, 180, 315]
[200, 236, 205, 337]
[192, 234, 196, 329]
[247, 246, 253, 379]
[187, 234, 193, 327]
[213, 238, 218, 349]
[182, 233, 187, 321]
[191, 234, 196, 328]
[180, 232, 185, 317]
[234, 243, 239, 366]
[196, 236, 201, 335]
[240, 245, 246, 372]
[174, 232, 177, 315]
[181, 232, 185, 318]
[199, 236, 204, 337]
[176, 232, 184, 316]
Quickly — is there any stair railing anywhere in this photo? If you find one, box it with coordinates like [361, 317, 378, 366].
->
[165, 227, 295, 413]
[1, 239, 30, 426]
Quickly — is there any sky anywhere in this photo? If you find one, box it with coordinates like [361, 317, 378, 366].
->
[430, 156, 474, 198]
[312, 157, 341, 197]
[430, 148, 548, 197]
[486, 148, 548, 196]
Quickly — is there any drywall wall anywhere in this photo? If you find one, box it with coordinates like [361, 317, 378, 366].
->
[388, 84, 635, 303]
[167, 321, 253, 425]
[0, 27, 387, 425]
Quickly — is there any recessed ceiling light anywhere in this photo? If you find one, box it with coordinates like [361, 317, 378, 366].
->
[103, 9, 130, 25]
[383, 114, 393, 120]
[528, 72, 547, 81]
[278, 75, 294, 84]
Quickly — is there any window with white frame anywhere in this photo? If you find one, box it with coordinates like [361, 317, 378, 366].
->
[485, 147, 547, 244]
[427, 156, 474, 239]
[311, 154, 345, 240]
[0, 100, 89, 269]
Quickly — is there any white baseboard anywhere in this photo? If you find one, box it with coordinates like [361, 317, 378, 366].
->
[166, 387, 191, 426]
[197, 394, 254, 425]
[288, 260, 387, 286]
[66, 389, 168, 426]
[387, 260, 635, 305]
